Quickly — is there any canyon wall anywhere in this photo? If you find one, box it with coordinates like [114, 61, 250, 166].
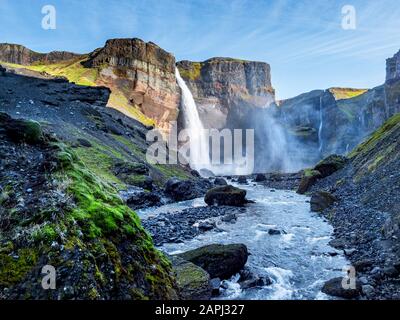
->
[177, 58, 275, 129]
[0, 43, 82, 65]
[83, 39, 180, 135]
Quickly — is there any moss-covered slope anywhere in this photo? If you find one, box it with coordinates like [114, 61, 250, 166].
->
[0, 115, 178, 300]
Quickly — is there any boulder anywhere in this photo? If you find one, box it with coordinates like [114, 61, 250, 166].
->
[254, 174, 266, 182]
[314, 155, 347, 178]
[214, 177, 228, 186]
[126, 191, 161, 210]
[170, 256, 211, 300]
[204, 185, 247, 207]
[297, 169, 322, 194]
[177, 244, 249, 280]
[165, 177, 212, 201]
[113, 160, 149, 176]
[200, 168, 215, 177]
[239, 276, 272, 289]
[310, 191, 337, 212]
[321, 277, 361, 299]
[237, 176, 247, 184]
[0, 114, 43, 145]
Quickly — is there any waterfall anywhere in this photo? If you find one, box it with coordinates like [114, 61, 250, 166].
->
[175, 68, 211, 171]
[318, 97, 324, 154]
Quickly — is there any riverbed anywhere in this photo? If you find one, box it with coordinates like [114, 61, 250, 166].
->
[138, 182, 349, 300]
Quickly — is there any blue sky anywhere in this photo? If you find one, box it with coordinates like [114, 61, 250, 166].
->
[1, 0, 400, 99]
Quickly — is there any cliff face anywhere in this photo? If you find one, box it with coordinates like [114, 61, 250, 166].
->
[277, 74, 399, 163]
[177, 58, 275, 129]
[0, 39, 180, 135]
[83, 39, 180, 135]
[0, 43, 82, 65]
[386, 49, 400, 81]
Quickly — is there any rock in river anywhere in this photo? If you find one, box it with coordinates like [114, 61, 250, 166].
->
[170, 256, 211, 300]
[204, 185, 247, 207]
[321, 277, 361, 299]
[177, 244, 249, 280]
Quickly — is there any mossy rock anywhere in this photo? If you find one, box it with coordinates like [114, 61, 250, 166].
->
[170, 256, 211, 300]
[177, 244, 248, 280]
[0, 113, 43, 144]
[297, 169, 322, 194]
[314, 155, 347, 178]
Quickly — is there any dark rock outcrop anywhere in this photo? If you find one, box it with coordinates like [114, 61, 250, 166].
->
[297, 170, 322, 194]
[213, 177, 228, 186]
[204, 185, 247, 207]
[322, 277, 361, 299]
[0, 113, 43, 144]
[177, 244, 249, 280]
[314, 155, 347, 178]
[310, 191, 337, 212]
[165, 177, 212, 201]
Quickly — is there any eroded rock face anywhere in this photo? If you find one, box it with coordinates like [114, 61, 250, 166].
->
[0, 43, 82, 65]
[386, 49, 400, 82]
[177, 58, 275, 129]
[83, 38, 180, 135]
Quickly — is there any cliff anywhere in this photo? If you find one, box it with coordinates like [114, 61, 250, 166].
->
[386, 49, 400, 81]
[0, 39, 180, 135]
[0, 43, 82, 65]
[177, 58, 275, 129]
[277, 50, 400, 163]
[83, 39, 180, 135]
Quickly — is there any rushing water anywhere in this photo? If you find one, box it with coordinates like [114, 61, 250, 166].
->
[139, 182, 349, 300]
[175, 68, 211, 171]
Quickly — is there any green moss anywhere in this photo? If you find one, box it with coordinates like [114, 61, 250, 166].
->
[27, 59, 99, 87]
[329, 88, 368, 100]
[303, 169, 321, 177]
[178, 62, 202, 81]
[350, 113, 400, 159]
[32, 224, 58, 243]
[0, 248, 38, 286]
[111, 134, 146, 159]
[108, 92, 155, 126]
[54, 143, 143, 239]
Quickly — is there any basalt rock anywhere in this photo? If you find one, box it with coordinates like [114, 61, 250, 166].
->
[314, 155, 347, 178]
[322, 277, 361, 299]
[170, 256, 211, 300]
[297, 169, 322, 194]
[165, 177, 212, 201]
[204, 185, 247, 207]
[0, 113, 43, 144]
[310, 191, 337, 212]
[177, 244, 249, 280]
